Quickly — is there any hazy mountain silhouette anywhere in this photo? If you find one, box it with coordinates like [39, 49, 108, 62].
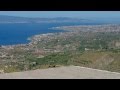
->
[0, 15, 92, 23]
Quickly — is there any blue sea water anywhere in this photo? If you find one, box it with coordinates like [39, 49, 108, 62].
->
[0, 22, 106, 45]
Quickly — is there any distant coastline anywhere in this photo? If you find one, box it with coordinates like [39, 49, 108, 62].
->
[0, 22, 114, 46]
[0, 23, 67, 46]
[0, 23, 115, 47]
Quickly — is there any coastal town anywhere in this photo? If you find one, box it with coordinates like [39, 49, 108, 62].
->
[0, 24, 120, 73]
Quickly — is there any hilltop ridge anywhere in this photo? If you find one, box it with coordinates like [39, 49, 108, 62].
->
[0, 66, 120, 79]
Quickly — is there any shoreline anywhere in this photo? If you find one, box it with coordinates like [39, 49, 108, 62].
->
[0, 24, 119, 48]
[0, 29, 66, 48]
[0, 24, 71, 48]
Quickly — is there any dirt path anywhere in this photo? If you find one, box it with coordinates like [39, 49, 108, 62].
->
[0, 66, 120, 79]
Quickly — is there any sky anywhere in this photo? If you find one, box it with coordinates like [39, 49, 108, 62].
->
[0, 11, 120, 18]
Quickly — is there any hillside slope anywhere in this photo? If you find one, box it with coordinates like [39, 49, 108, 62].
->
[0, 66, 120, 79]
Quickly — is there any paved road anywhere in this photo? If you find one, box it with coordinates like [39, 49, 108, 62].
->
[0, 66, 120, 79]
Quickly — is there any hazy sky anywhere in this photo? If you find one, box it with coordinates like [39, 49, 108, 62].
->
[0, 11, 120, 18]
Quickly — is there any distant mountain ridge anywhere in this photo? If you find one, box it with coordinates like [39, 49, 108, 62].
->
[0, 15, 92, 23]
